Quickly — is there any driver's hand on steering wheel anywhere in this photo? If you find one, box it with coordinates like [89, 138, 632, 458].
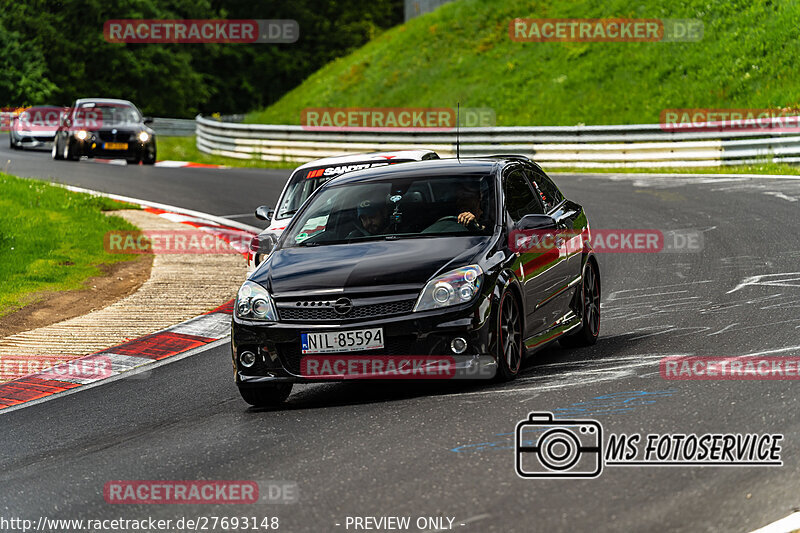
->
[457, 211, 475, 226]
[457, 211, 482, 229]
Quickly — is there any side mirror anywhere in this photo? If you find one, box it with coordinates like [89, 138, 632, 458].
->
[515, 214, 557, 231]
[510, 214, 560, 253]
[250, 232, 279, 262]
[143, 117, 154, 125]
[255, 205, 275, 221]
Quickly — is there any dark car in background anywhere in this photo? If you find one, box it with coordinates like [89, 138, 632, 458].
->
[9, 105, 61, 150]
[52, 98, 156, 164]
[232, 156, 600, 407]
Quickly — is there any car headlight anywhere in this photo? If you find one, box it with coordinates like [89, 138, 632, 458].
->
[75, 130, 88, 140]
[235, 281, 278, 321]
[414, 265, 483, 312]
[138, 131, 150, 142]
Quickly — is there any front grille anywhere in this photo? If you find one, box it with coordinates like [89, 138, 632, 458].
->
[277, 299, 415, 322]
[275, 336, 416, 374]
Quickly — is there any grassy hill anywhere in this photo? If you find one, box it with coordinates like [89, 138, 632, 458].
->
[247, 0, 800, 126]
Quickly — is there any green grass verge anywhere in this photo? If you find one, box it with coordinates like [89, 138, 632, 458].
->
[0, 173, 142, 318]
[247, 0, 800, 127]
[157, 136, 297, 169]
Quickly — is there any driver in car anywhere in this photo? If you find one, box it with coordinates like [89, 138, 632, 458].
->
[455, 181, 485, 231]
[347, 197, 391, 238]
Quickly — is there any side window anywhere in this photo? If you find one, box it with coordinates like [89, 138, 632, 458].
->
[503, 169, 543, 222]
[525, 168, 564, 213]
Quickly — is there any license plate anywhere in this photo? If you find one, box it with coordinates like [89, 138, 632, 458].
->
[301, 328, 384, 354]
[104, 142, 128, 150]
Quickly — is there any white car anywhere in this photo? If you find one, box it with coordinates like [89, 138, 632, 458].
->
[247, 150, 439, 270]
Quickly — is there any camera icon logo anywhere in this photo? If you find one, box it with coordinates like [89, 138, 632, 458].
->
[515, 412, 603, 479]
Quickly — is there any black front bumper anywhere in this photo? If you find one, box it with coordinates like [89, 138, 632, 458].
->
[71, 136, 154, 160]
[231, 297, 497, 385]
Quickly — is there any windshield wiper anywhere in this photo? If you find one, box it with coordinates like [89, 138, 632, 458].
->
[280, 209, 298, 217]
[384, 234, 439, 240]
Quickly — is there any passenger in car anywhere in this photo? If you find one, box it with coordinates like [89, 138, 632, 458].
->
[347, 197, 391, 238]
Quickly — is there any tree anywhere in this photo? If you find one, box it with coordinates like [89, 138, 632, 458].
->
[0, 0, 403, 116]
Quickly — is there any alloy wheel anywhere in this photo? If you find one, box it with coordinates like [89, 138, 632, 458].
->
[582, 264, 600, 338]
[499, 291, 523, 375]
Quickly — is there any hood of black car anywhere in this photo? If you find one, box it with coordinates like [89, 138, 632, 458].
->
[254, 237, 490, 296]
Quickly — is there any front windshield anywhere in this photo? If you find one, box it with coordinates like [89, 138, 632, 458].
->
[276, 170, 329, 219]
[275, 159, 415, 219]
[283, 173, 495, 247]
[79, 104, 141, 124]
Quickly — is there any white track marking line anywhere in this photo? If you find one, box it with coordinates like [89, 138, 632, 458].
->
[707, 324, 738, 336]
[606, 290, 689, 300]
[728, 273, 800, 294]
[453, 354, 675, 398]
[763, 191, 798, 202]
[749, 512, 800, 533]
[59, 184, 262, 234]
[745, 345, 800, 356]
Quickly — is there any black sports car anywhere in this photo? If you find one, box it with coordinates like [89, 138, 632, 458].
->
[52, 98, 156, 164]
[232, 156, 600, 406]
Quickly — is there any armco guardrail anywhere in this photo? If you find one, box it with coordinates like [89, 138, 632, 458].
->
[150, 117, 196, 137]
[196, 114, 800, 168]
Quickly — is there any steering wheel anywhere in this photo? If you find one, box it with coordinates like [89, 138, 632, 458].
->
[422, 215, 476, 233]
[441, 215, 482, 230]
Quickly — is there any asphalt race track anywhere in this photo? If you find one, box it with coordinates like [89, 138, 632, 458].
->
[3, 144, 800, 532]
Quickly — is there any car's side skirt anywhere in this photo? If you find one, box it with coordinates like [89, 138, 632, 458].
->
[523, 311, 581, 354]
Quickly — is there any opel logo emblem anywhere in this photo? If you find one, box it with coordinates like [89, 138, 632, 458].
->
[333, 297, 353, 316]
[112, 128, 117, 134]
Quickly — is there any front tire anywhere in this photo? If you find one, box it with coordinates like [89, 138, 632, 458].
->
[238, 384, 292, 407]
[63, 138, 78, 161]
[496, 289, 524, 381]
[52, 137, 63, 160]
[560, 260, 600, 347]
